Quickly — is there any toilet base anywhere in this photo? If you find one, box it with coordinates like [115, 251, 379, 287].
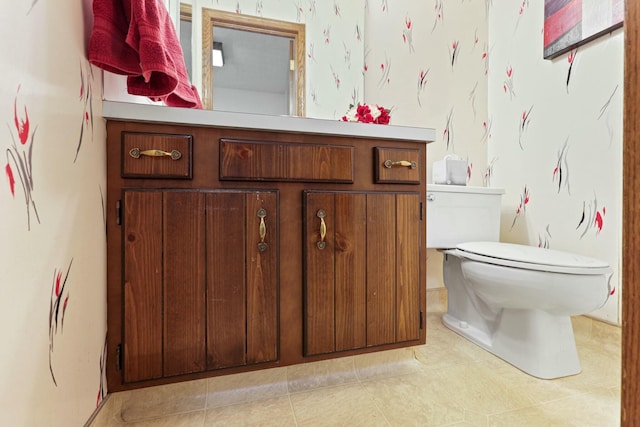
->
[442, 309, 582, 379]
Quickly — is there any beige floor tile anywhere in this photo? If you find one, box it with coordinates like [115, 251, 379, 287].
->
[360, 371, 466, 427]
[353, 347, 424, 381]
[463, 410, 488, 427]
[447, 423, 485, 427]
[427, 288, 448, 313]
[290, 383, 389, 427]
[89, 395, 121, 427]
[571, 315, 594, 340]
[287, 356, 358, 393]
[415, 313, 498, 371]
[113, 410, 205, 427]
[552, 339, 621, 390]
[203, 396, 296, 426]
[90, 316, 621, 427]
[488, 386, 620, 427]
[117, 379, 208, 423]
[591, 318, 622, 342]
[206, 367, 288, 408]
[436, 360, 538, 415]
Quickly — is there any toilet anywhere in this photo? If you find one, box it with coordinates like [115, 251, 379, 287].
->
[427, 184, 613, 379]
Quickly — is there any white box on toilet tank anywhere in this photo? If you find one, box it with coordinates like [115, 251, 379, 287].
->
[426, 184, 505, 249]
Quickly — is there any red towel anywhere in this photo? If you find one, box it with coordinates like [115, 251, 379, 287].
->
[89, 0, 202, 109]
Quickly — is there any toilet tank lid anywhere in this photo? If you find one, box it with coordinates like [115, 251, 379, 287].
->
[457, 242, 610, 271]
[427, 184, 505, 195]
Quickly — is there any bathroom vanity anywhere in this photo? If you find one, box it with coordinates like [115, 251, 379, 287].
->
[103, 101, 435, 391]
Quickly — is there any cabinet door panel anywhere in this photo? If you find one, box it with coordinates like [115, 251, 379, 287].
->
[123, 191, 163, 383]
[206, 191, 279, 368]
[366, 194, 397, 347]
[396, 194, 421, 342]
[304, 193, 336, 356]
[206, 193, 247, 368]
[245, 193, 278, 363]
[304, 191, 422, 354]
[334, 194, 367, 351]
[163, 192, 207, 377]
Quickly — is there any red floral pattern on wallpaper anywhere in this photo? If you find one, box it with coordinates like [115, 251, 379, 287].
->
[566, 48, 577, 92]
[378, 55, 390, 87]
[511, 185, 530, 229]
[577, 194, 605, 238]
[449, 40, 460, 68]
[4, 85, 40, 230]
[48, 259, 73, 386]
[75, 61, 94, 163]
[538, 224, 552, 248]
[503, 65, 515, 99]
[553, 138, 571, 194]
[417, 68, 429, 106]
[483, 156, 497, 187]
[403, 16, 414, 52]
[518, 106, 533, 149]
[432, 0, 443, 32]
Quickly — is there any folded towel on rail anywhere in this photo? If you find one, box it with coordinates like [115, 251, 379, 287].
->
[89, 0, 202, 108]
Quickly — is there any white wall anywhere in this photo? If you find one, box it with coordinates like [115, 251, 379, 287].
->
[0, 0, 108, 425]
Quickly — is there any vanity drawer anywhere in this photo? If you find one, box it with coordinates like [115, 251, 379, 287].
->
[220, 139, 354, 182]
[122, 132, 192, 179]
[374, 147, 421, 184]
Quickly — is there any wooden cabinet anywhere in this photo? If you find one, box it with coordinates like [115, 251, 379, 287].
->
[121, 189, 278, 383]
[106, 120, 428, 391]
[303, 191, 421, 356]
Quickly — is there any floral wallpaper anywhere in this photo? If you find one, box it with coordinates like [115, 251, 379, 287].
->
[0, 0, 107, 425]
[363, 0, 491, 311]
[363, 0, 622, 324]
[487, 0, 622, 324]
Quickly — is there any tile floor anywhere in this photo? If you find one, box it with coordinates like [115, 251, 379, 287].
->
[89, 293, 621, 427]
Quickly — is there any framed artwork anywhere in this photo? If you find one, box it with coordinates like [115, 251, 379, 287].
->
[543, 0, 624, 59]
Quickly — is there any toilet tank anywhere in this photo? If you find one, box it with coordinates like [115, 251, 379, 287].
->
[426, 184, 504, 249]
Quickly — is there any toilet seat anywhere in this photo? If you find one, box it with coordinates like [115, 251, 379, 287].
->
[448, 241, 611, 275]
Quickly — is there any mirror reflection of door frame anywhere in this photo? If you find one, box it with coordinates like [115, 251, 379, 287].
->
[202, 9, 306, 116]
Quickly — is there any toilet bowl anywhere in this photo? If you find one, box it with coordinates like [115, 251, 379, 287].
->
[427, 184, 613, 379]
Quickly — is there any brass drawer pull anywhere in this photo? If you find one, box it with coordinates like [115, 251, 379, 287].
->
[257, 208, 268, 252]
[129, 147, 182, 160]
[384, 159, 416, 169]
[316, 209, 327, 250]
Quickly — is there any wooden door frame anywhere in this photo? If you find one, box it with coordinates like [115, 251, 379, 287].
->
[201, 8, 306, 115]
[622, 0, 639, 424]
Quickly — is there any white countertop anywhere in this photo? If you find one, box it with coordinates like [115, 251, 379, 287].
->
[102, 101, 436, 142]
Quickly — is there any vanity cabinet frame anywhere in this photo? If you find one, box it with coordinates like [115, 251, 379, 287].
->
[106, 119, 428, 392]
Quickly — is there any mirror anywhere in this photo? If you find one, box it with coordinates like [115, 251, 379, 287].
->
[103, 0, 365, 120]
[199, 8, 305, 116]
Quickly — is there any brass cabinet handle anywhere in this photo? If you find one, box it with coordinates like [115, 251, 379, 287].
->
[384, 159, 416, 169]
[257, 208, 268, 252]
[129, 147, 182, 160]
[316, 209, 327, 250]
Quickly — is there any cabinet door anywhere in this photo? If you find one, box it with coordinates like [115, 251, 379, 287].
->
[123, 190, 206, 382]
[303, 192, 421, 356]
[122, 190, 278, 383]
[205, 191, 278, 369]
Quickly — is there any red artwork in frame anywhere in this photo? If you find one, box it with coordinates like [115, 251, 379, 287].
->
[544, 0, 623, 59]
